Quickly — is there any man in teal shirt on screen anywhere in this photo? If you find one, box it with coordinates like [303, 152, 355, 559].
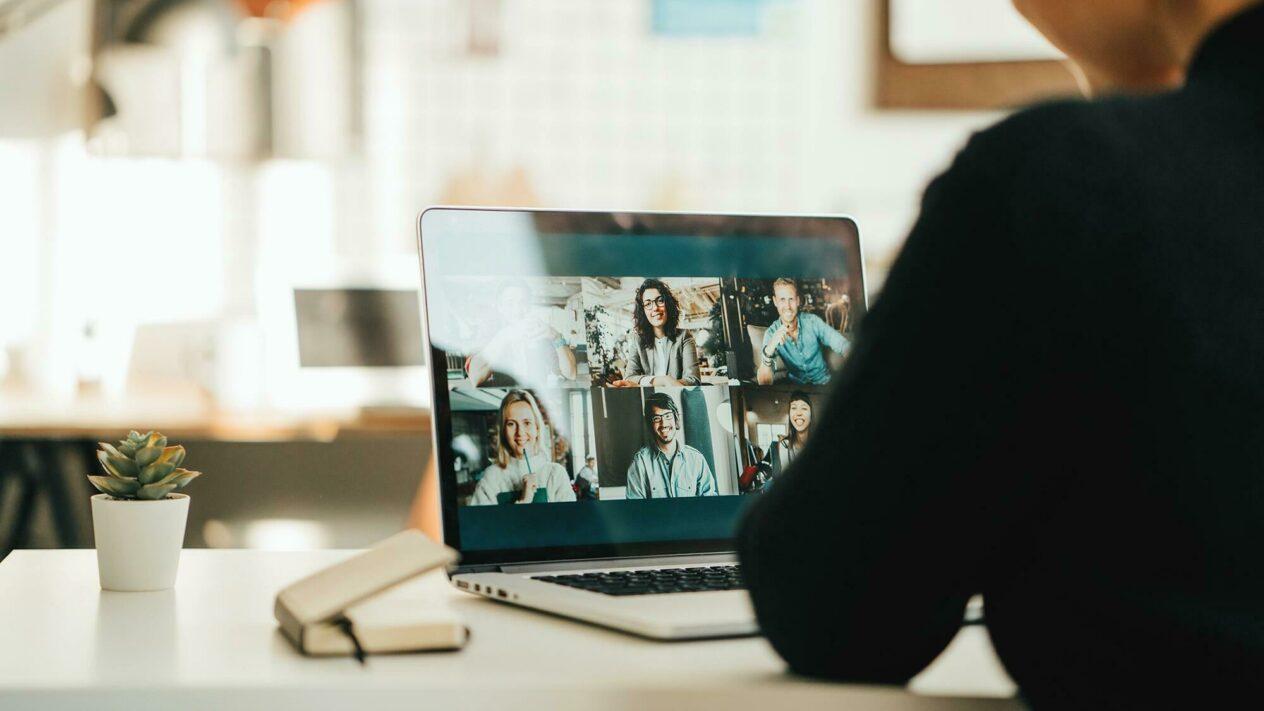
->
[625, 393, 717, 499]
[757, 278, 850, 385]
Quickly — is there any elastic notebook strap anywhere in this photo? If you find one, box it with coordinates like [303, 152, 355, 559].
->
[335, 617, 367, 665]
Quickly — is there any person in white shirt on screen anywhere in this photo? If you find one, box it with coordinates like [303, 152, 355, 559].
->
[470, 390, 576, 505]
[611, 278, 701, 388]
[575, 455, 600, 500]
[625, 393, 717, 499]
[467, 282, 577, 387]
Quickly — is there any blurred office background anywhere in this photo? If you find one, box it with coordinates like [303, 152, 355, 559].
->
[0, 0, 1071, 557]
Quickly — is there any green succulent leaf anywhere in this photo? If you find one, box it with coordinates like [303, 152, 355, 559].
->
[98, 451, 123, 479]
[135, 445, 163, 468]
[155, 445, 186, 468]
[98, 442, 125, 460]
[98, 451, 139, 479]
[128, 430, 145, 444]
[165, 468, 201, 489]
[136, 482, 178, 500]
[144, 432, 167, 450]
[88, 475, 140, 498]
[117, 440, 138, 457]
[139, 461, 176, 485]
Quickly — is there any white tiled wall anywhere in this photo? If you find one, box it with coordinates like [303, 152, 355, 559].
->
[358, 0, 1003, 274]
[0, 0, 1008, 390]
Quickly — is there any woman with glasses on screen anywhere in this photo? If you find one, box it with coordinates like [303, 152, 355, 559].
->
[610, 278, 701, 388]
[469, 390, 576, 506]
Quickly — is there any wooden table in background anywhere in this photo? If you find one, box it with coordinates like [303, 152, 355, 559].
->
[0, 381, 432, 555]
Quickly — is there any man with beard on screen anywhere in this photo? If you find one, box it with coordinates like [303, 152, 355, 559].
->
[625, 393, 717, 499]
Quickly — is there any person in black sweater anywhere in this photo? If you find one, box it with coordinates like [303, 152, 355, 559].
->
[737, 1, 1264, 707]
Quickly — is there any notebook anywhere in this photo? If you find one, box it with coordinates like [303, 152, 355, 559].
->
[275, 529, 463, 656]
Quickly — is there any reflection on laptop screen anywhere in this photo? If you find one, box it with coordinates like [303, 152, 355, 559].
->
[420, 210, 863, 558]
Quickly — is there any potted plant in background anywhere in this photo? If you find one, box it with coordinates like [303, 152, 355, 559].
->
[88, 431, 203, 591]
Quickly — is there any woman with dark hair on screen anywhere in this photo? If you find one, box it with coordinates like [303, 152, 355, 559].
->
[738, 0, 1264, 705]
[770, 391, 813, 473]
[611, 278, 701, 387]
[742, 391, 813, 494]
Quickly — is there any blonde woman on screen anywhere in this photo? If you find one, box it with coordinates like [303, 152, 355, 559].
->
[469, 390, 576, 505]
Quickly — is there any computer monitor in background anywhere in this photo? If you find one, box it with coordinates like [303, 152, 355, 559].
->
[293, 288, 425, 368]
[257, 256, 430, 412]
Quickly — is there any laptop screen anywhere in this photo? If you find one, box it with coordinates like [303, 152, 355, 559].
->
[419, 208, 864, 566]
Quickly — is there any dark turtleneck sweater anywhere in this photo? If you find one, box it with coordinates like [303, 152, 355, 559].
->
[738, 5, 1264, 708]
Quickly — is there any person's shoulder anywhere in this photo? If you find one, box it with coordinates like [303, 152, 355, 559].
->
[925, 92, 1172, 269]
[480, 463, 510, 480]
[800, 312, 828, 329]
[680, 443, 707, 459]
[957, 92, 1166, 187]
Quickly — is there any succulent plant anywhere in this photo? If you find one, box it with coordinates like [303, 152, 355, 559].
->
[88, 431, 202, 500]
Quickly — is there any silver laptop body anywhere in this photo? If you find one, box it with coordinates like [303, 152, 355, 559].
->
[416, 208, 864, 640]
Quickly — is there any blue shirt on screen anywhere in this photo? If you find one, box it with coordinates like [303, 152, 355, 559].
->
[626, 441, 716, 499]
[762, 312, 849, 385]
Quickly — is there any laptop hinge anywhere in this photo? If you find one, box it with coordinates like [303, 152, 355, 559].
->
[489, 551, 737, 576]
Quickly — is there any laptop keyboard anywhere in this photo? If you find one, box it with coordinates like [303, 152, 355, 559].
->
[533, 565, 744, 596]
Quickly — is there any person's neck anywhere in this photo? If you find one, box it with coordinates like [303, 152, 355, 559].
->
[654, 437, 676, 456]
[1083, 1, 1255, 94]
[1074, 60, 1184, 96]
[652, 325, 666, 339]
[1161, 0, 1256, 65]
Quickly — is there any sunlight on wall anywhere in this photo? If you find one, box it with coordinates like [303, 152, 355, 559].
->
[36, 133, 226, 394]
[255, 159, 336, 259]
[0, 141, 42, 348]
[51, 135, 225, 320]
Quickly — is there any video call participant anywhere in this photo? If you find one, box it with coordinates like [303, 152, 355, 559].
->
[469, 390, 577, 505]
[757, 279, 849, 386]
[575, 455, 600, 500]
[625, 393, 717, 499]
[467, 282, 577, 387]
[611, 278, 701, 388]
[741, 391, 813, 494]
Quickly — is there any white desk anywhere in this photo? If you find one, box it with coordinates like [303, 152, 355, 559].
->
[0, 550, 1021, 710]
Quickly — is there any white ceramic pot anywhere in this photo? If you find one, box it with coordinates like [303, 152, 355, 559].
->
[91, 493, 190, 591]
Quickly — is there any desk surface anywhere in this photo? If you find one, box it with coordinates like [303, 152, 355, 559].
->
[0, 550, 1020, 710]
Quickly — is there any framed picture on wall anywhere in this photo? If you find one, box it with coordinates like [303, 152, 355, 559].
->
[877, 0, 1081, 109]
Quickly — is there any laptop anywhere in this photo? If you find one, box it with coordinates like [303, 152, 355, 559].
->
[416, 207, 865, 639]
